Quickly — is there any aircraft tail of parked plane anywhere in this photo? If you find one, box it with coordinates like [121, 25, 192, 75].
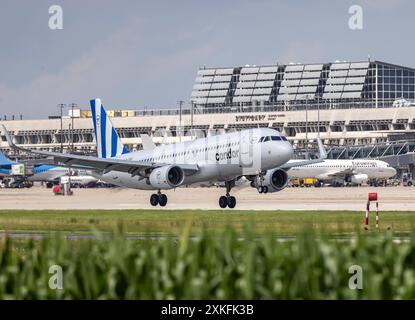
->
[0, 150, 16, 167]
[90, 98, 129, 159]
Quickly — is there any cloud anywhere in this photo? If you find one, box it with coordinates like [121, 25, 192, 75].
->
[0, 16, 222, 118]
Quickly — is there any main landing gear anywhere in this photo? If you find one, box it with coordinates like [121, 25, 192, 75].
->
[219, 180, 236, 209]
[150, 191, 168, 207]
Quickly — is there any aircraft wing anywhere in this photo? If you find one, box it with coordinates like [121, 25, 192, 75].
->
[1, 125, 198, 177]
[281, 158, 324, 169]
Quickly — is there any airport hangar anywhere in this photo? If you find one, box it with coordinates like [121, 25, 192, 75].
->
[2, 59, 415, 176]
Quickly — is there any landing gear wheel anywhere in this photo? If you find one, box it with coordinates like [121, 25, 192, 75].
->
[262, 186, 269, 194]
[150, 194, 159, 206]
[219, 196, 228, 208]
[227, 196, 236, 208]
[258, 186, 263, 194]
[159, 194, 168, 207]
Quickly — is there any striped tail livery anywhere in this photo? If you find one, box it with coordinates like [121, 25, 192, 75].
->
[90, 98, 129, 159]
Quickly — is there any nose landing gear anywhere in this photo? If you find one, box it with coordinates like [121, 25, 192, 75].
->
[255, 171, 268, 194]
[150, 190, 168, 207]
[219, 180, 237, 209]
[257, 185, 269, 194]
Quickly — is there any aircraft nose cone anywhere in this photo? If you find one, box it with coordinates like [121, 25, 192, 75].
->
[282, 142, 294, 163]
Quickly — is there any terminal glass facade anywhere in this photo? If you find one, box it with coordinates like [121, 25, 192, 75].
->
[190, 61, 415, 110]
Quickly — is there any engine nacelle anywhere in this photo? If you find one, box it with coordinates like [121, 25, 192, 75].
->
[149, 165, 184, 189]
[255, 168, 289, 193]
[350, 173, 369, 184]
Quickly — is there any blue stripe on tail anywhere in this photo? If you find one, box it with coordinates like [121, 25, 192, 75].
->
[111, 129, 118, 157]
[100, 105, 107, 158]
[90, 100, 98, 142]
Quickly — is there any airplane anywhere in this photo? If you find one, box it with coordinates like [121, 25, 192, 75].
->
[0, 150, 70, 184]
[59, 174, 99, 187]
[1, 98, 324, 208]
[287, 158, 397, 186]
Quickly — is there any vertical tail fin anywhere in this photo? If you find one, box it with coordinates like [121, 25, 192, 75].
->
[90, 98, 129, 158]
[0, 150, 16, 166]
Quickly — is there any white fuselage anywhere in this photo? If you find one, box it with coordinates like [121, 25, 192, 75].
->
[288, 159, 397, 181]
[60, 175, 98, 186]
[92, 128, 293, 190]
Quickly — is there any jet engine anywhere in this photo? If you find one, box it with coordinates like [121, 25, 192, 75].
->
[253, 168, 289, 193]
[350, 173, 369, 184]
[149, 165, 184, 189]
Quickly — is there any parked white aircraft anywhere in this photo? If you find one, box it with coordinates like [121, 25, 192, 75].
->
[59, 174, 98, 186]
[2, 98, 324, 208]
[287, 158, 397, 186]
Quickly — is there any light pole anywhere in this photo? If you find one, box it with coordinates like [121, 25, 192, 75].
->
[305, 96, 309, 159]
[178, 100, 184, 142]
[191, 100, 194, 139]
[57, 104, 66, 153]
[317, 95, 320, 139]
[70, 103, 77, 152]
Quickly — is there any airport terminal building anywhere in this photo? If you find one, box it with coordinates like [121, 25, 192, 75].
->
[2, 59, 415, 163]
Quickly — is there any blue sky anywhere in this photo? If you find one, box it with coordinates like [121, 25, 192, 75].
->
[0, 0, 412, 118]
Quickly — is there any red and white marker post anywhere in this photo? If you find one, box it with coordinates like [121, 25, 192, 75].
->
[364, 192, 379, 230]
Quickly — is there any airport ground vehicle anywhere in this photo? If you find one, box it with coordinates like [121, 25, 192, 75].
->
[290, 178, 317, 187]
[401, 173, 415, 186]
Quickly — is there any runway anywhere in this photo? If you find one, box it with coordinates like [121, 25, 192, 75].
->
[0, 185, 414, 210]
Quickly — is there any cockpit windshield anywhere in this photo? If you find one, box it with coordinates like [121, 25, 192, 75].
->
[259, 136, 287, 142]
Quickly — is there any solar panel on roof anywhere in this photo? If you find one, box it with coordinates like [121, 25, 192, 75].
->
[285, 65, 304, 72]
[259, 66, 279, 73]
[281, 79, 301, 86]
[237, 81, 256, 88]
[214, 68, 234, 75]
[331, 63, 350, 70]
[241, 67, 259, 74]
[197, 69, 216, 76]
[304, 64, 324, 71]
[254, 80, 274, 88]
[253, 87, 272, 95]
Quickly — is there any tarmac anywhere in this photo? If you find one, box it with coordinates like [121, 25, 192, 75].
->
[0, 185, 414, 211]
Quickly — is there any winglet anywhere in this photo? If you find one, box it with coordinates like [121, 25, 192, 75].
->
[140, 134, 156, 150]
[1, 125, 16, 149]
[316, 137, 327, 160]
